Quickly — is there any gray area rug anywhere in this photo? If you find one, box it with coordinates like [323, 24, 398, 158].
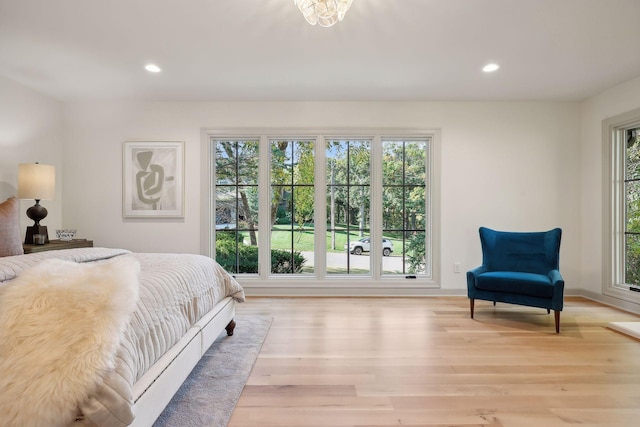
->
[153, 315, 272, 427]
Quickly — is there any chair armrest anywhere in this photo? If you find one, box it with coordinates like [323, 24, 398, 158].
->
[467, 266, 488, 279]
[548, 269, 565, 311]
[466, 266, 488, 297]
[548, 269, 564, 286]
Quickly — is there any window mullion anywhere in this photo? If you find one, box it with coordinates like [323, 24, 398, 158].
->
[315, 136, 327, 279]
[425, 139, 434, 277]
[258, 135, 270, 280]
[371, 136, 383, 279]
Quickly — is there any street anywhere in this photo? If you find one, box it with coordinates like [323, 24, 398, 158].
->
[301, 250, 405, 273]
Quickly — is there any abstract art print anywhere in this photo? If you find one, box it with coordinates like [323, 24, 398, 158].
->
[123, 141, 184, 218]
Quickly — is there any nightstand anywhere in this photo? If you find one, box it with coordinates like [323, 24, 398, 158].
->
[23, 239, 94, 254]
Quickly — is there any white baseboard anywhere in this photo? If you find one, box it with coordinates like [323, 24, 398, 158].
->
[609, 322, 640, 340]
[568, 288, 640, 315]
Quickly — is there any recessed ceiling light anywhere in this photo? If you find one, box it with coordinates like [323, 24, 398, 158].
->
[483, 63, 500, 73]
[145, 64, 162, 73]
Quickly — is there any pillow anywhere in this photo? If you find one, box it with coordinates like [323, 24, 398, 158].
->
[0, 197, 24, 257]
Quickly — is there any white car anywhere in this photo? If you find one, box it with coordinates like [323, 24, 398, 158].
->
[345, 237, 394, 256]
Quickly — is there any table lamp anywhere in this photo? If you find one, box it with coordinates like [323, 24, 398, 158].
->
[17, 162, 56, 244]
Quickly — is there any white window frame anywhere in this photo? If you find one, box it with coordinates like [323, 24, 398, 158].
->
[603, 107, 640, 304]
[201, 128, 441, 295]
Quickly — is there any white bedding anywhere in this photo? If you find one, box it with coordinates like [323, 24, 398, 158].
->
[0, 248, 245, 427]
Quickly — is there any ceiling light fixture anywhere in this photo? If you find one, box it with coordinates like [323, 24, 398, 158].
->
[294, 0, 353, 27]
[145, 64, 162, 73]
[483, 63, 500, 73]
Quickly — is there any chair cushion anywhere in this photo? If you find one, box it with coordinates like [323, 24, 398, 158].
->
[479, 227, 561, 274]
[475, 271, 554, 298]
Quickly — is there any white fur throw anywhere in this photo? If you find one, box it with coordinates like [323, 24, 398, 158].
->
[0, 256, 140, 427]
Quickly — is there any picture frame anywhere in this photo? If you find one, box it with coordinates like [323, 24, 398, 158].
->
[123, 141, 184, 218]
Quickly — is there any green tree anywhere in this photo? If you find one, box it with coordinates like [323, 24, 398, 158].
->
[626, 130, 640, 284]
[271, 140, 290, 226]
[406, 233, 426, 274]
[326, 140, 370, 231]
[292, 141, 315, 228]
[215, 140, 259, 245]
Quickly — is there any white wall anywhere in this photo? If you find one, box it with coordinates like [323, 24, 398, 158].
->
[62, 101, 581, 291]
[8, 68, 640, 301]
[0, 75, 63, 237]
[580, 75, 640, 310]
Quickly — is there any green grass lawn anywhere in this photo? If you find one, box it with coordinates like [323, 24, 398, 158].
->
[270, 223, 401, 254]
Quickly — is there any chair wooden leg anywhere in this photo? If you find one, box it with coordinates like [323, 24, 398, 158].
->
[554, 310, 560, 334]
[470, 299, 474, 319]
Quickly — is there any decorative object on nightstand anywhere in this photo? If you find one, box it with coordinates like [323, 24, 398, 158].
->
[56, 229, 77, 241]
[23, 238, 93, 254]
[17, 162, 56, 244]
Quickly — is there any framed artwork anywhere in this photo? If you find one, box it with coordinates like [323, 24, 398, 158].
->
[123, 141, 184, 218]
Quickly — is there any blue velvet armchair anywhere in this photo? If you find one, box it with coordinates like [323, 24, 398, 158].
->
[466, 227, 564, 333]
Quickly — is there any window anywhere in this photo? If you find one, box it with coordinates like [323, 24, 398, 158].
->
[381, 139, 429, 276]
[326, 139, 371, 275]
[213, 139, 259, 274]
[208, 130, 439, 291]
[624, 128, 640, 286]
[604, 108, 640, 303]
[270, 139, 315, 275]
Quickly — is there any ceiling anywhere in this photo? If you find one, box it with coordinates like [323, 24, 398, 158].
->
[1, 0, 639, 102]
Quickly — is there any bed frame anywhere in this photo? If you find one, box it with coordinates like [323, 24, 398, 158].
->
[129, 296, 237, 427]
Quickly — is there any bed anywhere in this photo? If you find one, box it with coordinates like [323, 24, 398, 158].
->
[0, 247, 245, 427]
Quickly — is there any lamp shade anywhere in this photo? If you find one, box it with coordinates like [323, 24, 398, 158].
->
[17, 163, 56, 200]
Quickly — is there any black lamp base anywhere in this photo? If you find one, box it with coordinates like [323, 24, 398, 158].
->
[25, 225, 49, 245]
[24, 199, 49, 244]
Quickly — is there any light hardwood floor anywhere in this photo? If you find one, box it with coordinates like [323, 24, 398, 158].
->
[229, 296, 640, 427]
